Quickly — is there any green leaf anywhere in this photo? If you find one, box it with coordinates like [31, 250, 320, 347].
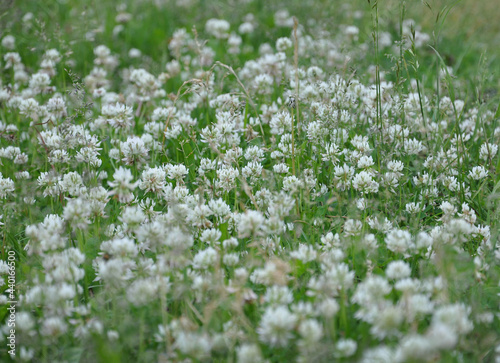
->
[494, 99, 500, 119]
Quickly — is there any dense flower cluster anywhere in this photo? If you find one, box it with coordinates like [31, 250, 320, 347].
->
[0, 1, 498, 362]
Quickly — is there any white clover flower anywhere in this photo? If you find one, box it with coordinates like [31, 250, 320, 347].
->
[36, 129, 61, 150]
[357, 155, 375, 169]
[395, 334, 434, 362]
[317, 298, 340, 318]
[0, 87, 10, 102]
[63, 198, 91, 231]
[25, 214, 67, 253]
[139, 166, 166, 193]
[276, 37, 292, 52]
[242, 161, 263, 181]
[298, 319, 323, 343]
[14, 73, 30, 89]
[360, 346, 395, 363]
[406, 294, 434, 319]
[273, 163, 289, 174]
[94, 44, 110, 58]
[0, 259, 9, 277]
[208, 198, 231, 218]
[278, 134, 293, 155]
[333, 164, 354, 191]
[165, 59, 181, 76]
[1, 35, 15, 49]
[238, 210, 266, 238]
[479, 143, 498, 161]
[442, 175, 459, 191]
[352, 275, 391, 307]
[416, 231, 433, 249]
[253, 74, 273, 93]
[53, 283, 77, 301]
[19, 98, 40, 119]
[120, 136, 149, 166]
[426, 322, 458, 350]
[164, 226, 193, 249]
[249, 260, 287, 286]
[237, 343, 264, 363]
[306, 121, 327, 142]
[192, 247, 218, 269]
[307, 66, 324, 80]
[405, 202, 422, 213]
[257, 306, 297, 347]
[432, 303, 473, 335]
[385, 229, 414, 255]
[128, 48, 141, 58]
[108, 166, 138, 203]
[264, 285, 293, 306]
[130, 68, 161, 100]
[385, 260, 411, 280]
[43, 48, 61, 62]
[95, 258, 136, 286]
[174, 332, 212, 359]
[282, 175, 303, 193]
[356, 198, 367, 210]
[4, 52, 21, 68]
[394, 278, 420, 295]
[244, 145, 265, 162]
[200, 228, 222, 244]
[100, 237, 138, 258]
[16, 312, 35, 333]
[216, 166, 239, 192]
[308, 263, 354, 297]
[459, 203, 476, 224]
[320, 232, 340, 247]
[102, 103, 134, 129]
[328, 263, 355, 290]
[222, 253, 239, 266]
[274, 9, 294, 27]
[238, 22, 254, 34]
[439, 201, 457, 222]
[205, 18, 230, 39]
[290, 244, 317, 263]
[222, 237, 239, 249]
[270, 111, 292, 135]
[344, 218, 363, 236]
[403, 138, 425, 155]
[0, 146, 21, 160]
[352, 171, 379, 194]
[186, 204, 213, 229]
[93, 44, 118, 69]
[29, 72, 51, 94]
[41, 317, 68, 337]
[468, 165, 488, 180]
[59, 171, 84, 196]
[334, 338, 357, 358]
[126, 277, 169, 306]
[321, 142, 340, 163]
[0, 174, 15, 198]
[118, 206, 146, 229]
[351, 135, 372, 153]
[46, 96, 67, 119]
[107, 330, 119, 341]
[223, 146, 243, 163]
[387, 160, 404, 173]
